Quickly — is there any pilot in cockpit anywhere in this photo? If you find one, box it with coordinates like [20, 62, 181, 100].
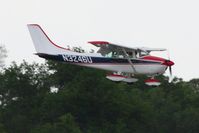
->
[127, 52, 133, 58]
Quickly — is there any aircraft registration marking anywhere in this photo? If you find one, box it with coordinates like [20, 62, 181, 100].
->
[62, 55, 93, 63]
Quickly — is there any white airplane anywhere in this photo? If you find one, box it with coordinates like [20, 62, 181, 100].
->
[27, 24, 174, 86]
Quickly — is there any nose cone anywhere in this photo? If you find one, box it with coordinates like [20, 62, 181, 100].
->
[162, 60, 174, 66]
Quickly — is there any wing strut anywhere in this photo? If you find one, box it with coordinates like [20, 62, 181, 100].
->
[121, 48, 137, 74]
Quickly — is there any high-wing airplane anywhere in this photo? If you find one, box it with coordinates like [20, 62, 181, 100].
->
[27, 24, 174, 86]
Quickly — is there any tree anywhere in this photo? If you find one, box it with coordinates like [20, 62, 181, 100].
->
[0, 45, 7, 68]
[31, 113, 82, 133]
[1, 58, 199, 133]
[189, 78, 199, 93]
[0, 61, 52, 133]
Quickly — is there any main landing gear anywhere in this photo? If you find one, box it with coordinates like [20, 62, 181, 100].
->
[144, 77, 161, 86]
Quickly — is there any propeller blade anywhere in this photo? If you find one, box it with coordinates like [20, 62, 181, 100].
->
[169, 66, 172, 75]
[169, 66, 173, 83]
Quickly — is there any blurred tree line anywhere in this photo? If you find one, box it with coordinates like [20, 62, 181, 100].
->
[0, 45, 7, 68]
[0, 61, 199, 133]
[0, 48, 199, 132]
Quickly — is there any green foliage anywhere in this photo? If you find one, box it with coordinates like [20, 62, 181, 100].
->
[31, 113, 81, 133]
[0, 45, 7, 68]
[1, 60, 199, 133]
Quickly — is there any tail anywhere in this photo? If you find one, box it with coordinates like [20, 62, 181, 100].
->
[27, 24, 74, 55]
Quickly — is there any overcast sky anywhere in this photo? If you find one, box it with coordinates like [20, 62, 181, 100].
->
[0, 0, 199, 81]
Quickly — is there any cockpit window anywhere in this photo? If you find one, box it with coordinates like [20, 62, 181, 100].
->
[140, 51, 148, 57]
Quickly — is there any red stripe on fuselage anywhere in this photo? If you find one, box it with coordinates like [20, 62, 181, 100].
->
[75, 63, 163, 65]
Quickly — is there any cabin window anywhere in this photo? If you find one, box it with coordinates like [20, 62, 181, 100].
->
[105, 51, 124, 58]
[127, 52, 133, 58]
[104, 50, 148, 58]
[105, 52, 113, 58]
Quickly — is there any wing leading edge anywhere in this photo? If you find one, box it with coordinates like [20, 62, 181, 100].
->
[88, 41, 167, 54]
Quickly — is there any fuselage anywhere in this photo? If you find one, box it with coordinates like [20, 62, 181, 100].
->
[37, 53, 171, 76]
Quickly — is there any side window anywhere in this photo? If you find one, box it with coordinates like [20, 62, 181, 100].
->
[105, 52, 112, 57]
[127, 52, 133, 58]
[135, 51, 139, 58]
[106, 51, 124, 58]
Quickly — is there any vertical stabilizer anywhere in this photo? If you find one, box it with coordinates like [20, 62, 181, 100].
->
[27, 24, 74, 55]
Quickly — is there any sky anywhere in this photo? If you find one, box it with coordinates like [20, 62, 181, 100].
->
[0, 0, 199, 81]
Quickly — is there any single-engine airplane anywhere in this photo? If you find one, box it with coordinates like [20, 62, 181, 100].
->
[27, 24, 174, 86]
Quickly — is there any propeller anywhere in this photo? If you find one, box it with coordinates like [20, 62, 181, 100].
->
[163, 59, 174, 82]
[166, 50, 174, 83]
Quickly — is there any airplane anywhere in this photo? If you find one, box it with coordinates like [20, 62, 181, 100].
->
[27, 24, 174, 86]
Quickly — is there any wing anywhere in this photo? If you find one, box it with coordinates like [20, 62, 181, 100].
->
[88, 41, 167, 55]
[88, 41, 140, 55]
[139, 47, 167, 53]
